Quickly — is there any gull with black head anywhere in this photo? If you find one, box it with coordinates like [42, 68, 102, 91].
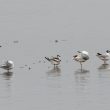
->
[45, 55, 61, 68]
[96, 50, 110, 64]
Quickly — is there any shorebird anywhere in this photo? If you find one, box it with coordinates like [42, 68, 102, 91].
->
[96, 50, 110, 64]
[0, 60, 14, 72]
[45, 55, 61, 68]
[73, 51, 89, 70]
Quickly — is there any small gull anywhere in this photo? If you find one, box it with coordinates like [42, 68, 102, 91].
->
[45, 55, 61, 68]
[96, 50, 110, 64]
[0, 60, 14, 72]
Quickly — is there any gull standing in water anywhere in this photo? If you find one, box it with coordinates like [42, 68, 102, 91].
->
[73, 51, 89, 70]
[0, 60, 14, 72]
[96, 50, 110, 64]
[45, 55, 61, 68]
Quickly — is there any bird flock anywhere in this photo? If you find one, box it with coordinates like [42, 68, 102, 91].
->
[45, 50, 110, 71]
[0, 50, 110, 73]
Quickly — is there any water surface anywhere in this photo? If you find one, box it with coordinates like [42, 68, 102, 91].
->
[0, 0, 110, 110]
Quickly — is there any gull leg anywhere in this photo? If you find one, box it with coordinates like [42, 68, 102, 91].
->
[80, 62, 83, 72]
[104, 60, 107, 65]
[7, 69, 9, 73]
[54, 64, 56, 69]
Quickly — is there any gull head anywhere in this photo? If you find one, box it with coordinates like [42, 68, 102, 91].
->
[77, 51, 89, 55]
[82, 51, 89, 55]
[6, 60, 14, 68]
[57, 55, 61, 58]
[106, 50, 110, 53]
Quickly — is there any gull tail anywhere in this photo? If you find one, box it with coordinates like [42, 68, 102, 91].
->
[45, 57, 51, 62]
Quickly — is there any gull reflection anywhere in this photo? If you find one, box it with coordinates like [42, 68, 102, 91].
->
[74, 69, 90, 92]
[98, 64, 110, 72]
[2, 72, 13, 80]
[0, 72, 13, 100]
[75, 68, 90, 73]
[46, 66, 61, 88]
[46, 66, 61, 77]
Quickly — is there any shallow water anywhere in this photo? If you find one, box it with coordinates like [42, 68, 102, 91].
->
[0, 0, 110, 110]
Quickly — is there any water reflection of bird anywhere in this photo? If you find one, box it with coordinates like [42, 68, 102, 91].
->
[2, 72, 13, 80]
[45, 55, 61, 68]
[73, 51, 89, 71]
[47, 66, 61, 77]
[98, 64, 110, 73]
[96, 50, 110, 64]
[75, 69, 90, 74]
[74, 69, 90, 91]
[0, 60, 14, 72]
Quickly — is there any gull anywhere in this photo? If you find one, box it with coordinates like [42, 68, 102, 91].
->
[45, 55, 61, 68]
[96, 50, 110, 64]
[73, 51, 89, 70]
[0, 60, 14, 72]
